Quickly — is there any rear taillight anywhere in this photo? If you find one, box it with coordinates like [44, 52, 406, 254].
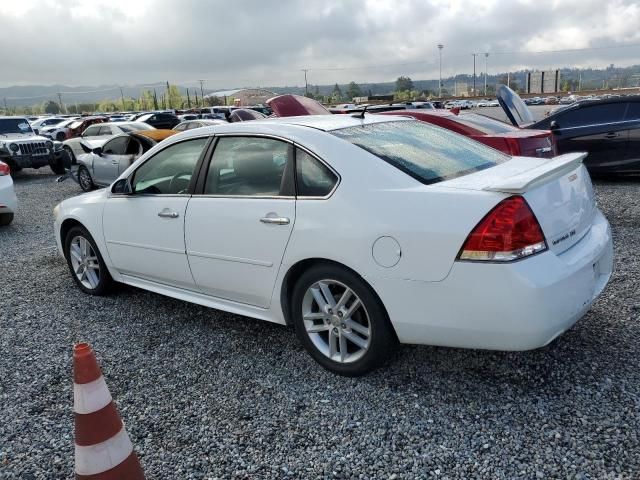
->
[0, 161, 10, 176]
[458, 196, 547, 262]
[504, 138, 521, 156]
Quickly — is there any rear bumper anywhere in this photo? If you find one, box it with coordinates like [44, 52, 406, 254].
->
[370, 209, 613, 350]
[0, 177, 17, 213]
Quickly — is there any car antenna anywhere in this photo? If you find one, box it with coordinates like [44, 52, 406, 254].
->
[352, 105, 368, 119]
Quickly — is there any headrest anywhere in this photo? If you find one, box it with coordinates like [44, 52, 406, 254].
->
[233, 149, 278, 180]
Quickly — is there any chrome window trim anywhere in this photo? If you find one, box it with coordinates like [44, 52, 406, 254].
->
[555, 119, 637, 131]
[191, 195, 295, 200]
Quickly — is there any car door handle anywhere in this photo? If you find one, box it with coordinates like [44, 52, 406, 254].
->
[604, 132, 620, 139]
[260, 215, 290, 225]
[158, 209, 179, 219]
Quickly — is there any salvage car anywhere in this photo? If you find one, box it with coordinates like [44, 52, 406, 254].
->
[173, 119, 227, 132]
[0, 117, 61, 174]
[498, 85, 640, 174]
[378, 110, 556, 157]
[0, 160, 17, 225]
[54, 115, 613, 376]
[62, 122, 154, 163]
[76, 129, 176, 191]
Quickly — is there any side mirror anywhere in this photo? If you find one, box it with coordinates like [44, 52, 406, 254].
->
[550, 120, 560, 134]
[111, 178, 132, 195]
[92, 147, 103, 156]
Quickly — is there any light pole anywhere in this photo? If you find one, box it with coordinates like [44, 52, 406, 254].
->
[302, 69, 309, 96]
[437, 44, 444, 98]
[472, 53, 478, 96]
[484, 53, 489, 96]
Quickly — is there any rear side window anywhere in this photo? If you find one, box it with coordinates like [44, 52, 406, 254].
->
[331, 120, 508, 185]
[558, 103, 626, 128]
[296, 148, 338, 197]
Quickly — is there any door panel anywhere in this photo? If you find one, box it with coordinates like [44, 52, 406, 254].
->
[185, 198, 295, 307]
[103, 196, 195, 288]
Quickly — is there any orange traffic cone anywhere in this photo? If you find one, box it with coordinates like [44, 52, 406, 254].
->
[73, 343, 145, 480]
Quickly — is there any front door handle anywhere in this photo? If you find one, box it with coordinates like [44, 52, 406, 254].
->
[158, 209, 179, 219]
[260, 215, 290, 225]
[604, 132, 619, 139]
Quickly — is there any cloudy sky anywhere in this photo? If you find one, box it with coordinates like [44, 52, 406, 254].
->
[2, 0, 640, 89]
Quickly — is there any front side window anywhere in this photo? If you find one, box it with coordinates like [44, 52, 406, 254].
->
[296, 148, 338, 197]
[331, 120, 508, 185]
[133, 137, 208, 195]
[204, 137, 291, 196]
[558, 103, 627, 128]
[98, 126, 113, 136]
[103, 137, 129, 155]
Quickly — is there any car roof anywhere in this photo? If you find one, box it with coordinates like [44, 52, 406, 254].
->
[251, 114, 409, 132]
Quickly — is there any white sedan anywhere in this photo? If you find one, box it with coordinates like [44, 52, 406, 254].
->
[0, 160, 17, 225]
[53, 115, 613, 375]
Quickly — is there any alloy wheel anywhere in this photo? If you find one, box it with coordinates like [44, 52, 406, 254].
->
[302, 279, 371, 363]
[69, 235, 101, 289]
[78, 168, 92, 191]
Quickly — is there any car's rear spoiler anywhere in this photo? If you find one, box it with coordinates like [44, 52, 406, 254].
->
[483, 152, 587, 194]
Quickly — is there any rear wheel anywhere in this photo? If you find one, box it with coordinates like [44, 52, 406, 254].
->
[77, 166, 94, 192]
[291, 264, 397, 376]
[64, 226, 113, 295]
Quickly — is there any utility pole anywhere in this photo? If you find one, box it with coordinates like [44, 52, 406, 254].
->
[484, 53, 489, 96]
[437, 44, 444, 98]
[3, 97, 7, 115]
[166, 81, 172, 110]
[507, 72, 510, 89]
[578, 71, 582, 92]
[57, 92, 65, 114]
[119, 87, 125, 111]
[186, 88, 192, 109]
[471, 54, 477, 96]
[302, 69, 309, 96]
[199, 80, 205, 107]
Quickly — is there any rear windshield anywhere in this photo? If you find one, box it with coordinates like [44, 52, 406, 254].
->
[331, 120, 508, 184]
[452, 113, 517, 134]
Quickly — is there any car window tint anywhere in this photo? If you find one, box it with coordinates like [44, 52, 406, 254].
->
[98, 126, 113, 136]
[205, 137, 290, 196]
[332, 120, 508, 185]
[296, 149, 337, 197]
[133, 138, 207, 195]
[83, 125, 100, 136]
[624, 102, 640, 120]
[125, 138, 142, 155]
[174, 123, 187, 131]
[103, 137, 129, 155]
[558, 103, 627, 128]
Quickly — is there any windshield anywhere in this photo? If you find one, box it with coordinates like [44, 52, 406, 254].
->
[451, 113, 518, 134]
[0, 118, 34, 134]
[119, 122, 154, 132]
[331, 120, 508, 185]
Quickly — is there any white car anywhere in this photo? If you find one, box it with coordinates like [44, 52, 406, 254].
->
[0, 160, 17, 225]
[53, 115, 613, 375]
[39, 118, 79, 142]
[30, 117, 67, 134]
[62, 122, 155, 162]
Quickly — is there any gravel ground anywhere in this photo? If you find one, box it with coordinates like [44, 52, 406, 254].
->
[0, 169, 639, 479]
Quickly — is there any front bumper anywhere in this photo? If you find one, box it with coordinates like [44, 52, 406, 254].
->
[370, 209, 613, 351]
[4, 153, 54, 169]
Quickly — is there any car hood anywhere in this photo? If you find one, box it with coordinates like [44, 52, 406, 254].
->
[0, 132, 49, 142]
[497, 85, 536, 128]
[267, 94, 331, 117]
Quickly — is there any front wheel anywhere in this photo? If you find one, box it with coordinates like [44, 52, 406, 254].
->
[63, 146, 76, 165]
[77, 166, 95, 192]
[64, 226, 113, 295]
[0, 213, 13, 226]
[291, 264, 397, 376]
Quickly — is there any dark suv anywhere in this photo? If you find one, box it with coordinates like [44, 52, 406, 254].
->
[137, 112, 179, 129]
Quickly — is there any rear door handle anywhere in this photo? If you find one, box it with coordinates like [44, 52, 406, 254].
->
[604, 132, 619, 139]
[158, 209, 179, 219]
[260, 216, 290, 225]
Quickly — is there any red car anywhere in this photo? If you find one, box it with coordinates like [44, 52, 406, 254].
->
[267, 95, 556, 158]
[65, 116, 107, 140]
[377, 110, 557, 158]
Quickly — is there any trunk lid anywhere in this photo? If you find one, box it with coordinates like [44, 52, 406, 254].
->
[441, 152, 597, 255]
[497, 85, 536, 128]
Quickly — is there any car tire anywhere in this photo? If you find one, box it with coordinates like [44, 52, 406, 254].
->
[64, 225, 113, 295]
[6, 161, 21, 175]
[77, 166, 95, 192]
[0, 212, 14, 226]
[64, 146, 76, 164]
[49, 157, 66, 175]
[291, 263, 397, 376]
